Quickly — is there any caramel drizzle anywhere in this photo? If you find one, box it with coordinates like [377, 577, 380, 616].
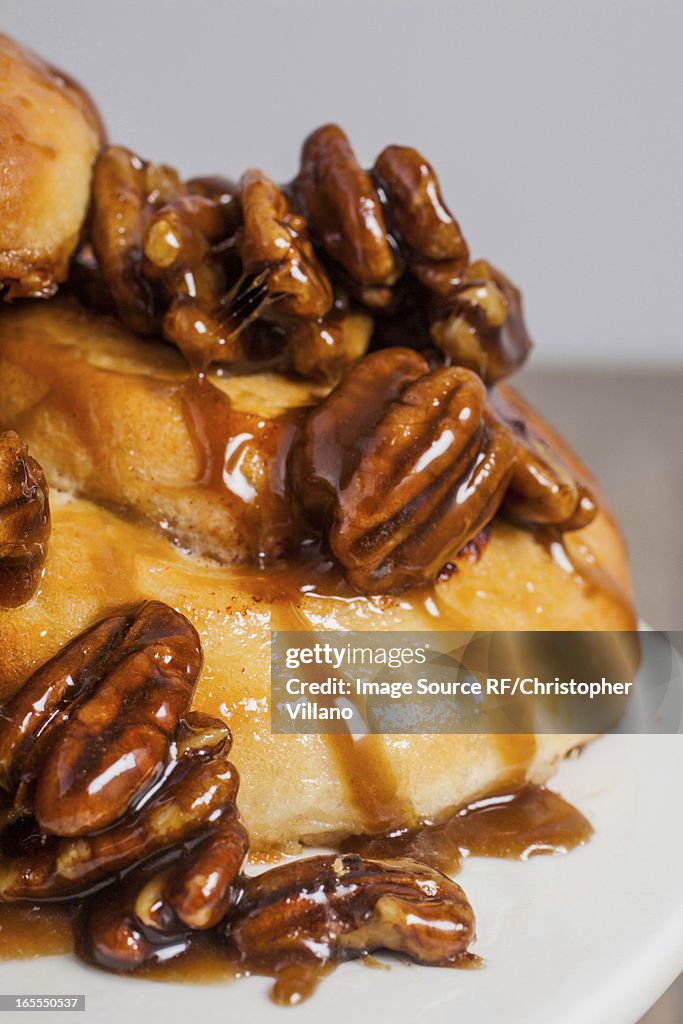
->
[342, 784, 593, 874]
[326, 733, 408, 832]
[268, 601, 408, 831]
[176, 374, 303, 561]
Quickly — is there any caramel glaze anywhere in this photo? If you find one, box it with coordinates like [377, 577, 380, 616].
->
[341, 785, 593, 874]
[0, 785, 588, 1004]
[176, 374, 306, 560]
[2, 323, 309, 563]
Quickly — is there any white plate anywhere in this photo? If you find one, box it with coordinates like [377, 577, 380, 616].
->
[3, 733, 682, 1024]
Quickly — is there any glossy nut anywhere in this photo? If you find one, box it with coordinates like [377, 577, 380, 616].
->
[0, 602, 202, 834]
[79, 880, 193, 972]
[142, 192, 243, 367]
[282, 310, 373, 380]
[0, 756, 239, 900]
[298, 124, 398, 286]
[238, 169, 333, 319]
[33, 602, 203, 836]
[230, 853, 475, 968]
[164, 814, 248, 929]
[295, 348, 515, 592]
[90, 146, 184, 335]
[80, 811, 247, 973]
[490, 393, 598, 530]
[374, 145, 469, 268]
[429, 260, 533, 383]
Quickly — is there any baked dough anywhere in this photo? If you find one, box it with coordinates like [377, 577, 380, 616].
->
[0, 300, 636, 848]
[0, 35, 103, 298]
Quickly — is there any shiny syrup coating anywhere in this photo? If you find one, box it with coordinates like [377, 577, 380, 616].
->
[0, 55, 613, 1006]
[0, 781, 593, 1004]
[72, 124, 596, 592]
[0, 602, 244, 929]
[0, 600, 595, 1004]
[342, 785, 593, 874]
[74, 124, 593, 598]
[293, 348, 516, 592]
[227, 852, 476, 1004]
[80, 124, 534, 383]
[0, 603, 478, 1005]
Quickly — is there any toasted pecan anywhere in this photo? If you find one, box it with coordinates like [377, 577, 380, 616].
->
[294, 348, 515, 592]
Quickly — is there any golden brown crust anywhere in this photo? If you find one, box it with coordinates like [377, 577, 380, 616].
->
[0, 299, 636, 849]
[0, 35, 103, 299]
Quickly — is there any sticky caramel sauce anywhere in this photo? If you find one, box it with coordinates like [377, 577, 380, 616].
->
[176, 374, 306, 559]
[0, 784, 591, 1004]
[0, 906, 325, 1007]
[0, 902, 472, 1006]
[125, 932, 341, 1006]
[342, 785, 593, 874]
[0, 903, 73, 959]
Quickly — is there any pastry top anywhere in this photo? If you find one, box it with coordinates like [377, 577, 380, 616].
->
[0, 34, 103, 299]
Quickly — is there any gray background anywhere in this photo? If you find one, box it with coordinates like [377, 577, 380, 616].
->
[3, 2, 682, 1019]
[3, 0, 682, 367]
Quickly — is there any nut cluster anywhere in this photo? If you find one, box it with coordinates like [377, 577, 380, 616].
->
[82, 144, 372, 376]
[77, 125, 532, 382]
[0, 602, 476, 992]
[0, 601, 247, 955]
[67, 125, 596, 590]
[10, 125, 596, 593]
[293, 349, 596, 593]
[0, 431, 51, 608]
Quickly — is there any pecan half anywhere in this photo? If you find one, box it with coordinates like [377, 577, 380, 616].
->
[89, 146, 185, 335]
[161, 814, 248, 929]
[297, 124, 399, 288]
[429, 260, 533, 383]
[294, 348, 515, 592]
[490, 391, 598, 530]
[0, 601, 202, 835]
[0, 431, 50, 609]
[78, 885, 189, 971]
[229, 854, 475, 971]
[374, 144, 469, 288]
[238, 169, 333, 319]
